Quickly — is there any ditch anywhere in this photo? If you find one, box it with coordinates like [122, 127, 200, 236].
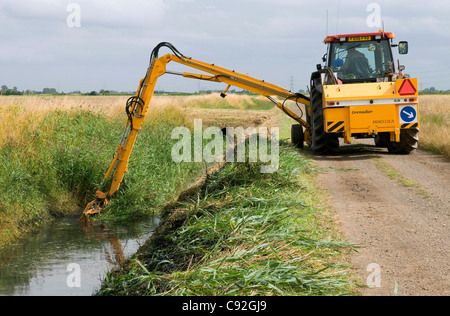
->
[0, 213, 159, 296]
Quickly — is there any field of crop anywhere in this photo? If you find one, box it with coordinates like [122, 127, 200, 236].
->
[418, 95, 450, 158]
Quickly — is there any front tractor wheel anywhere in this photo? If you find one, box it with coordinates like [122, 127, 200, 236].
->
[291, 124, 304, 148]
[310, 85, 339, 155]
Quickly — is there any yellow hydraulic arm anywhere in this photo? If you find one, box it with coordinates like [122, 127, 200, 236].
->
[79, 42, 310, 222]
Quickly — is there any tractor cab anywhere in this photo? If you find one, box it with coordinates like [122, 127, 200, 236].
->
[323, 31, 408, 84]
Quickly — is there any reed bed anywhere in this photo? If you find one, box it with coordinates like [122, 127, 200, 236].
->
[0, 93, 276, 247]
[0, 95, 201, 247]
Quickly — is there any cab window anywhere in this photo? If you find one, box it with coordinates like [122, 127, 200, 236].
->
[328, 40, 393, 81]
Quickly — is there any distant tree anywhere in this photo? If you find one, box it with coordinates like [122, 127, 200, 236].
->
[88, 91, 98, 96]
[4, 89, 22, 95]
[42, 88, 58, 94]
[2, 85, 8, 91]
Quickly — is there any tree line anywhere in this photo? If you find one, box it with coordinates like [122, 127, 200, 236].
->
[2, 84, 450, 96]
[0, 85, 134, 96]
[420, 87, 450, 94]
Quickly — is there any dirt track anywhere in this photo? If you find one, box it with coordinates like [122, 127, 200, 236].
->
[315, 140, 449, 296]
[187, 106, 449, 296]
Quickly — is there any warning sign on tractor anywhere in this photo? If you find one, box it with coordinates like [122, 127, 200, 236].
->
[399, 105, 418, 124]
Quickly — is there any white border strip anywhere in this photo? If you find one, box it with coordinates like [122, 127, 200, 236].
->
[326, 98, 418, 107]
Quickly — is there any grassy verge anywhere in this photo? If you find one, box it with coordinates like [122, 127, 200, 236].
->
[97, 143, 356, 296]
[0, 104, 203, 247]
[373, 158, 430, 199]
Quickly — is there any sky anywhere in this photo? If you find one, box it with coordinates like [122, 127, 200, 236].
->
[1, 0, 450, 93]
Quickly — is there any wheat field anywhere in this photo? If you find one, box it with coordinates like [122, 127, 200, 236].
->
[0, 94, 448, 157]
[419, 95, 450, 158]
[0, 94, 276, 147]
[0, 95, 190, 147]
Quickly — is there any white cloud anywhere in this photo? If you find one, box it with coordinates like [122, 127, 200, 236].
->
[1, 0, 167, 28]
[1, 0, 65, 21]
[80, 0, 167, 28]
[1, 0, 450, 91]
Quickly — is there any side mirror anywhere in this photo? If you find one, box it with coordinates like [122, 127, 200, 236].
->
[398, 41, 408, 54]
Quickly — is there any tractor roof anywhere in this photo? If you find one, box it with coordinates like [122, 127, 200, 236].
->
[324, 30, 395, 43]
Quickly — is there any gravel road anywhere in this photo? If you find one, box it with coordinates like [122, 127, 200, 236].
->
[314, 140, 449, 296]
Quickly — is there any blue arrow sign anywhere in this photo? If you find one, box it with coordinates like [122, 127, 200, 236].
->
[400, 106, 417, 123]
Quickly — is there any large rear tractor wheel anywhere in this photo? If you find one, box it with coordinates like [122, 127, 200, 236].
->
[310, 85, 339, 155]
[387, 128, 419, 155]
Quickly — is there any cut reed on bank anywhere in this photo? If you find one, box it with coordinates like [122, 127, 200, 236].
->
[97, 143, 356, 296]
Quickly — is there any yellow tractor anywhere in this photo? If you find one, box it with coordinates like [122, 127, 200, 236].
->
[302, 30, 419, 155]
[80, 31, 418, 221]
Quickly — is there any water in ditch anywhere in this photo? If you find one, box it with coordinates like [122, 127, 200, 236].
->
[0, 214, 159, 296]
